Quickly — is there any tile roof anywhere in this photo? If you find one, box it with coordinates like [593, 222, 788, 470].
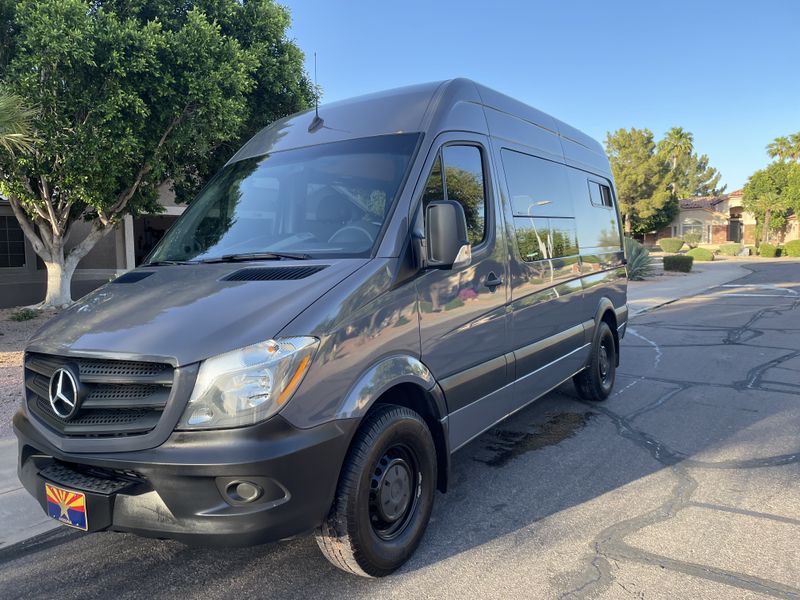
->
[679, 195, 727, 210]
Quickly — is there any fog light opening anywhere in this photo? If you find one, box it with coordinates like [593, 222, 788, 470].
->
[225, 481, 263, 503]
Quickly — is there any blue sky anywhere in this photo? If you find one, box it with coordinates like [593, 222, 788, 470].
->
[287, 0, 800, 192]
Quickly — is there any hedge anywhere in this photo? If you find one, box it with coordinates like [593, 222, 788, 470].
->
[783, 240, 800, 257]
[759, 243, 779, 257]
[718, 242, 743, 256]
[658, 237, 685, 253]
[663, 254, 694, 272]
[686, 247, 714, 261]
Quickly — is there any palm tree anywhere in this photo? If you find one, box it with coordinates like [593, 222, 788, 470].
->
[0, 92, 35, 155]
[767, 136, 793, 161]
[789, 133, 800, 161]
[661, 127, 694, 197]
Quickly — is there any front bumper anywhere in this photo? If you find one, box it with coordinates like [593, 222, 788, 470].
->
[14, 410, 357, 546]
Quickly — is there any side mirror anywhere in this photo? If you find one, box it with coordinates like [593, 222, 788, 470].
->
[425, 200, 471, 269]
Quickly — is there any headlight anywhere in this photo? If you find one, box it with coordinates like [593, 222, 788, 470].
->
[177, 336, 319, 430]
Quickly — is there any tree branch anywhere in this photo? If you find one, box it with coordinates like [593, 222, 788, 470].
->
[7, 194, 51, 260]
[107, 106, 190, 217]
[65, 220, 115, 266]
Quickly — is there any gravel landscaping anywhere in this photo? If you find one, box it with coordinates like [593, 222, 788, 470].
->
[0, 308, 57, 438]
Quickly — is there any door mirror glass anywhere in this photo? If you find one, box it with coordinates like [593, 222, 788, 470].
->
[425, 200, 471, 269]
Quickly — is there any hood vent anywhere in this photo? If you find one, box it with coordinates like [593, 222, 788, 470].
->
[223, 265, 328, 282]
[112, 271, 154, 284]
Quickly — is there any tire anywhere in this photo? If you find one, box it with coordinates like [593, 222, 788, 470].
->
[315, 404, 437, 577]
[573, 320, 617, 402]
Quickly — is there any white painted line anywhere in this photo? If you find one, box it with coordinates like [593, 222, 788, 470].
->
[627, 327, 662, 369]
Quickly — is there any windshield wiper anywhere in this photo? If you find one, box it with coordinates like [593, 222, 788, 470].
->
[145, 260, 198, 266]
[200, 252, 312, 263]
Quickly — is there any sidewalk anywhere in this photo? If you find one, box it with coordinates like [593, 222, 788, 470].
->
[627, 259, 752, 316]
[0, 438, 58, 548]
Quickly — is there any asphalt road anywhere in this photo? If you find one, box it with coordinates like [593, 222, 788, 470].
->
[2, 261, 799, 599]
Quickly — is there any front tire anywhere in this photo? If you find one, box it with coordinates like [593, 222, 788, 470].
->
[315, 404, 437, 577]
[573, 320, 617, 401]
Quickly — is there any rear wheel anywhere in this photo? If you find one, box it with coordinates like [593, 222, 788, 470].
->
[315, 404, 436, 577]
[573, 320, 616, 401]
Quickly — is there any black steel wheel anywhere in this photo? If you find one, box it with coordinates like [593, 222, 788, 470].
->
[315, 404, 436, 577]
[573, 320, 617, 401]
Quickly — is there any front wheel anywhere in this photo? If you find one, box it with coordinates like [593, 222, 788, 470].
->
[315, 404, 437, 577]
[573, 320, 617, 401]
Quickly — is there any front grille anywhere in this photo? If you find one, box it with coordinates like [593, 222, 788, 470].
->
[25, 353, 174, 438]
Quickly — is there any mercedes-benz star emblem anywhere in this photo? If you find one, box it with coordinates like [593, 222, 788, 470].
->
[48, 368, 81, 420]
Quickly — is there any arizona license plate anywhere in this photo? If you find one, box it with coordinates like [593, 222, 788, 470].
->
[45, 483, 88, 531]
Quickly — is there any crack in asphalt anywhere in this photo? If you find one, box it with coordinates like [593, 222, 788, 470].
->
[559, 273, 800, 599]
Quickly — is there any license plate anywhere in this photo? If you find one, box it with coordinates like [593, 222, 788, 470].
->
[45, 483, 88, 531]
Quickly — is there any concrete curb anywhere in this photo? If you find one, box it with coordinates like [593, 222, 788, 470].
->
[0, 438, 59, 548]
[627, 261, 753, 318]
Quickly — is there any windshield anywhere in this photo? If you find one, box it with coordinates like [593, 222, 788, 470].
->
[147, 134, 420, 263]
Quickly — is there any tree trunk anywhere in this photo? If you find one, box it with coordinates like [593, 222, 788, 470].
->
[762, 209, 771, 245]
[42, 251, 79, 308]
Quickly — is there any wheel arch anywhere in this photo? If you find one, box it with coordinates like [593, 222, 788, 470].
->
[591, 298, 620, 366]
[337, 355, 450, 492]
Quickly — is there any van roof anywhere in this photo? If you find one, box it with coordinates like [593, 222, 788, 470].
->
[229, 78, 611, 176]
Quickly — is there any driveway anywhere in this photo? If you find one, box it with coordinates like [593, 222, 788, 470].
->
[1, 261, 798, 599]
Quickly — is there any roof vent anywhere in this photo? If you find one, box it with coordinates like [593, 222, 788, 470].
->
[112, 271, 154, 284]
[223, 265, 328, 282]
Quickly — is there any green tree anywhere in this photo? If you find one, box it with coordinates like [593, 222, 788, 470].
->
[605, 128, 674, 235]
[742, 162, 800, 243]
[658, 127, 724, 198]
[0, 0, 313, 307]
[674, 152, 725, 197]
[0, 92, 35, 155]
[766, 132, 800, 162]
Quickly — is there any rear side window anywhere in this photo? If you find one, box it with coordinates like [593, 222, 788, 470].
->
[422, 145, 487, 246]
[501, 150, 573, 218]
[589, 180, 614, 208]
[501, 149, 578, 261]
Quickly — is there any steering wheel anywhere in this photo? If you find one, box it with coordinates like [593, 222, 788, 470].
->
[328, 225, 375, 248]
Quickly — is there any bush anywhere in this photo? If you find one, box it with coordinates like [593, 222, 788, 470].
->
[686, 247, 714, 261]
[663, 254, 694, 272]
[682, 232, 702, 248]
[783, 240, 800, 257]
[624, 237, 654, 280]
[746, 245, 757, 256]
[10, 308, 38, 321]
[718, 242, 743, 256]
[759, 242, 779, 257]
[658, 237, 685, 253]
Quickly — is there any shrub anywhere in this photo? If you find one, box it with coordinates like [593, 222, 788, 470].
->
[624, 237, 654, 280]
[663, 254, 694, 272]
[10, 308, 38, 321]
[718, 242, 743, 256]
[686, 247, 714, 261]
[746, 245, 757, 256]
[783, 240, 800, 257]
[682, 232, 702, 248]
[759, 242, 779, 257]
[658, 237, 685, 253]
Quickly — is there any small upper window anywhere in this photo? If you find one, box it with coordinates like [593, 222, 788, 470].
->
[0, 215, 25, 268]
[422, 145, 487, 247]
[589, 181, 614, 208]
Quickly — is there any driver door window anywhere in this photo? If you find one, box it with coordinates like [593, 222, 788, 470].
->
[422, 145, 487, 247]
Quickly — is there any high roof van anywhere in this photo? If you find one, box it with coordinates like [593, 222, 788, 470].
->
[15, 79, 627, 577]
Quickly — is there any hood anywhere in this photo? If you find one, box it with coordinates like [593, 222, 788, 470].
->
[28, 260, 368, 366]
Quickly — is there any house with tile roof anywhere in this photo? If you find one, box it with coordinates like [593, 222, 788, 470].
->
[644, 189, 798, 247]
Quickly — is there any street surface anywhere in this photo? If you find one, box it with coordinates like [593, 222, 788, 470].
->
[1, 261, 798, 599]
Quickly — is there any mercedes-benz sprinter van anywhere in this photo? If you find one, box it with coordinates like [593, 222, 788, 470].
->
[15, 79, 627, 577]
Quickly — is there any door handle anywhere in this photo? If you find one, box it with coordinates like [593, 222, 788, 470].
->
[484, 272, 504, 290]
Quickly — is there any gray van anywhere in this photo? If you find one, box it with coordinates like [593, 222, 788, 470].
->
[14, 79, 626, 577]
